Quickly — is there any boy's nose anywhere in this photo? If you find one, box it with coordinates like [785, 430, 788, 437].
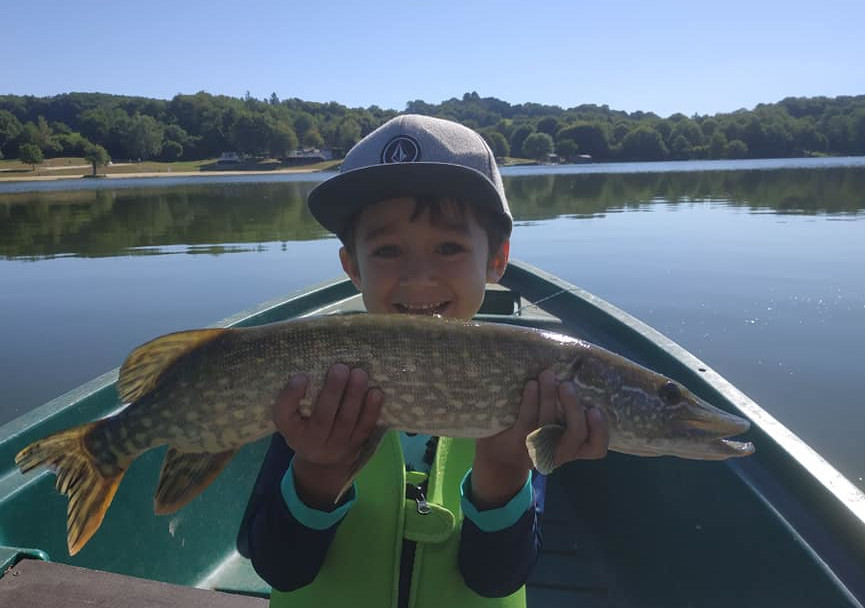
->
[398, 256, 438, 287]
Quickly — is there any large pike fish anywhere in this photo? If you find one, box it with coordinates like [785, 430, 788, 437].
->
[16, 313, 754, 555]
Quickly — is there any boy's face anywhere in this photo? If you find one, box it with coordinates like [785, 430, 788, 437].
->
[339, 197, 509, 320]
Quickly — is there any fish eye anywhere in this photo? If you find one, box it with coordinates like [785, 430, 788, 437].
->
[658, 381, 682, 404]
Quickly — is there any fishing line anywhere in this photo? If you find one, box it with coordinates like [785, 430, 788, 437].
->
[514, 286, 584, 315]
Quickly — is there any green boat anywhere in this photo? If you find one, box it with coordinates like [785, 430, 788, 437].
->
[1, 260, 863, 608]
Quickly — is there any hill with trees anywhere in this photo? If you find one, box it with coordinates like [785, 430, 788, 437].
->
[1, 91, 863, 165]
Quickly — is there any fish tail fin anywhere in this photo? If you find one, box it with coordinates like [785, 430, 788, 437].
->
[153, 447, 238, 514]
[525, 424, 566, 475]
[15, 421, 126, 556]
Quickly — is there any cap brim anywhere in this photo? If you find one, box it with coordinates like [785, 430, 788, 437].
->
[308, 162, 510, 236]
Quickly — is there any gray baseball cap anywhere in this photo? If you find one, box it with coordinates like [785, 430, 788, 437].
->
[307, 114, 512, 238]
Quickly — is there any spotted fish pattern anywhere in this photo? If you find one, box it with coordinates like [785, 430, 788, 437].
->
[16, 313, 754, 555]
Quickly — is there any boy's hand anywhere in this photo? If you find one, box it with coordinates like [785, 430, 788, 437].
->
[471, 369, 609, 509]
[272, 364, 383, 510]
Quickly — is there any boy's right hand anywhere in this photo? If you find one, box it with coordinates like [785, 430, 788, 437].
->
[272, 364, 383, 510]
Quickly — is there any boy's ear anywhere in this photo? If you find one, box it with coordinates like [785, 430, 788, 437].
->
[486, 239, 510, 283]
[339, 246, 363, 290]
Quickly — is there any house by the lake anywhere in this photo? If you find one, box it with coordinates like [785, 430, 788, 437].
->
[216, 152, 243, 164]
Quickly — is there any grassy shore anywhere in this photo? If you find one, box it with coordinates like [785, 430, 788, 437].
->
[499, 157, 539, 166]
[0, 157, 342, 182]
[0, 155, 539, 183]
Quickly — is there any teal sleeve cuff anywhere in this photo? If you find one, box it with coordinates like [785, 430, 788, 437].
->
[280, 458, 358, 531]
[459, 469, 533, 532]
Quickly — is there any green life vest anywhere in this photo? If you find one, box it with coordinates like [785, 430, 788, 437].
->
[269, 431, 526, 608]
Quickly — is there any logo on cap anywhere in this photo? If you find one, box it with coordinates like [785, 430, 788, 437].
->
[381, 136, 421, 164]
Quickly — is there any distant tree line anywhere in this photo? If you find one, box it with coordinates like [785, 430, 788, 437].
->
[0, 91, 395, 165]
[1, 90, 864, 164]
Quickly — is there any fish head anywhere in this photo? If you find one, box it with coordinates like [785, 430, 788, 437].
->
[577, 350, 755, 460]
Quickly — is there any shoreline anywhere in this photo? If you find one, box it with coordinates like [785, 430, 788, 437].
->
[0, 166, 332, 184]
[0, 156, 540, 185]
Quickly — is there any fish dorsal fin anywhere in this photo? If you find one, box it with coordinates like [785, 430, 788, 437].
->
[117, 328, 228, 403]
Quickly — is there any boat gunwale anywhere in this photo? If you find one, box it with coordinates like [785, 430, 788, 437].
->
[502, 259, 865, 605]
[502, 260, 865, 528]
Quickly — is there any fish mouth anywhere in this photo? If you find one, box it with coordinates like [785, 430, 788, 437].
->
[682, 408, 752, 438]
[394, 301, 450, 315]
[673, 409, 755, 459]
[669, 436, 755, 460]
[713, 438, 755, 458]
[611, 435, 755, 460]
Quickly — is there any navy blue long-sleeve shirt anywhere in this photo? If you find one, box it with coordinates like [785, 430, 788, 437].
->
[237, 433, 544, 603]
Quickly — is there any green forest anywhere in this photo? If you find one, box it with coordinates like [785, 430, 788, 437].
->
[1, 91, 864, 165]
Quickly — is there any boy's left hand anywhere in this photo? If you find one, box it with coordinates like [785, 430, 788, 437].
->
[471, 369, 610, 509]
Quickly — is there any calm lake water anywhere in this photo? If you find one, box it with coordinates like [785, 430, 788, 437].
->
[1, 158, 864, 489]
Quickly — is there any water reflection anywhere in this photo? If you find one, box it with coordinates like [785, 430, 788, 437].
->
[503, 168, 865, 220]
[1, 167, 864, 259]
[0, 182, 327, 259]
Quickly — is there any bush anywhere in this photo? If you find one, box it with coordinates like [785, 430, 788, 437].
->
[725, 139, 749, 159]
[83, 144, 110, 175]
[522, 132, 554, 160]
[161, 140, 183, 162]
[19, 143, 43, 169]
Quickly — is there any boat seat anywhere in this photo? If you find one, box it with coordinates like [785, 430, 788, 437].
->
[201, 550, 272, 599]
[524, 474, 612, 608]
[479, 284, 521, 314]
[0, 558, 267, 608]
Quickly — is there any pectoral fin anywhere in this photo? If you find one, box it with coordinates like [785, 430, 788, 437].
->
[154, 447, 237, 514]
[334, 426, 388, 503]
[525, 424, 566, 475]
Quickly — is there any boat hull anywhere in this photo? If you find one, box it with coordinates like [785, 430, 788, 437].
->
[1, 261, 863, 607]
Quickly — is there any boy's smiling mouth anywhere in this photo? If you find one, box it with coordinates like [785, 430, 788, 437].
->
[393, 301, 450, 315]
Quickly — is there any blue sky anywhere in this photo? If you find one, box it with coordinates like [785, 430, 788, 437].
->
[4, 0, 863, 118]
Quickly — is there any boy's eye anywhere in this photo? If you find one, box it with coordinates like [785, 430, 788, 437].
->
[372, 245, 401, 258]
[437, 242, 466, 255]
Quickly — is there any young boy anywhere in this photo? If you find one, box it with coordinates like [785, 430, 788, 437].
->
[237, 115, 609, 607]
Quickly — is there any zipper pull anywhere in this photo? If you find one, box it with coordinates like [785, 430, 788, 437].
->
[413, 485, 431, 515]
